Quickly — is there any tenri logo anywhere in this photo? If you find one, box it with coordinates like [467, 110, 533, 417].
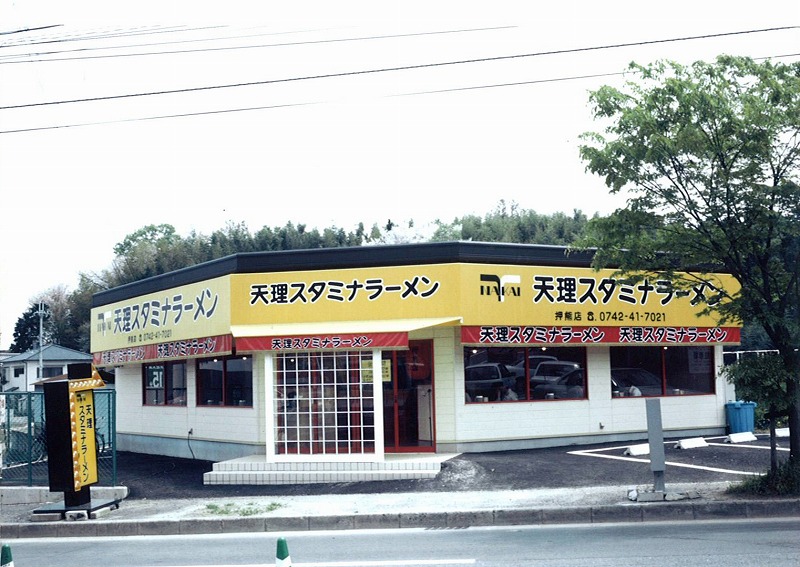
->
[480, 274, 521, 302]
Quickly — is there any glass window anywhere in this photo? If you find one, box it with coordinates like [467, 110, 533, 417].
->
[274, 351, 374, 455]
[42, 366, 63, 378]
[197, 356, 252, 407]
[665, 347, 714, 395]
[463, 346, 587, 402]
[143, 362, 187, 406]
[610, 346, 714, 397]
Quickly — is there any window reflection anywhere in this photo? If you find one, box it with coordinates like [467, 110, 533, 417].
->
[610, 346, 714, 397]
[463, 347, 587, 402]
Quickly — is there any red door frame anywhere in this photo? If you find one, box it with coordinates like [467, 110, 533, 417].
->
[384, 340, 436, 453]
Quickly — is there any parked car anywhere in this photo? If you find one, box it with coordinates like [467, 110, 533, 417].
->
[465, 363, 518, 400]
[532, 369, 586, 399]
[610, 368, 663, 397]
[531, 361, 581, 385]
[509, 354, 557, 378]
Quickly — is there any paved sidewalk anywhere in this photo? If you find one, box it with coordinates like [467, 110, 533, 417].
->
[3, 481, 800, 539]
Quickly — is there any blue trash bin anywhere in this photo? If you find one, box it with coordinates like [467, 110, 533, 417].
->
[725, 401, 757, 433]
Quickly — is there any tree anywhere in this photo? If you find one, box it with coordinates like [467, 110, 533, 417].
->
[9, 286, 81, 352]
[723, 353, 789, 473]
[579, 56, 800, 462]
[10, 303, 49, 352]
[67, 274, 104, 352]
[430, 200, 590, 244]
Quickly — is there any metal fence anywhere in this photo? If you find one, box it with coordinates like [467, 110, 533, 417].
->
[0, 390, 116, 487]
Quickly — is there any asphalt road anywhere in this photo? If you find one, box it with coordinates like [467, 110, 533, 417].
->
[8, 518, 800, 567]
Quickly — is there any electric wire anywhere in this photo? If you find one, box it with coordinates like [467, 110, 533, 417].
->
[0, 101, 314, 134]
[1, 25, 796, 112]
[0, 26, 797, 134]
[0, 25, 517, 64]
[0, 24, 62, 36]
[6, 52, 798, 135]
[0, 24, 224, 49]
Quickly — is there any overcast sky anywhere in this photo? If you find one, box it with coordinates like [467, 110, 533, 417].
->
[1, 1, 798, 350]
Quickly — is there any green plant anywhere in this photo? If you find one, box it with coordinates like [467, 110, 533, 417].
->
[727, 460, 800, 496]
[205, 501, 283, 516]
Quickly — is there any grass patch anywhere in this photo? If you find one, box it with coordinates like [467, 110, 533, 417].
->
[727, 459, 800, 497]
[205, 501, 283, 516]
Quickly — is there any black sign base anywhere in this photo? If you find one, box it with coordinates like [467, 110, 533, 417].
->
[32, 498, 121, 519]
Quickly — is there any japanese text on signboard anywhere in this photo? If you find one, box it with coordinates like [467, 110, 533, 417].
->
[467, 325, 734, 345]
[95, 288, 220, 338]
[270, 335, 375, 350]
[74, 390, 98, 487]
[95, 336, 229, 365]
[249, 275, 440, 305]
[530, 276, 721, 307]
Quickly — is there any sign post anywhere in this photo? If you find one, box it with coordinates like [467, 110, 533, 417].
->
[34, 363, 120, 519]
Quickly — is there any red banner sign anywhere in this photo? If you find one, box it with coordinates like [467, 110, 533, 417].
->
[236, 332, 408, 351]
[461, 325, 741, 345]
[93, 334, 233, 365]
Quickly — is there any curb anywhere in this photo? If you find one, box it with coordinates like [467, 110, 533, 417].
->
[2, 499, 799, 539]
[0, 486, 129, 505]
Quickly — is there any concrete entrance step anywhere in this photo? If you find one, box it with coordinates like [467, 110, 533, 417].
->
[203, 453, 457, 485]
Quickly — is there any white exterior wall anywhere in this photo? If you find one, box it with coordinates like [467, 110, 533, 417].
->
[4, 361, 71, 392]
[114, 334, 731, 458]
[116, 354, 266, 459]
[441, 340, 729, 450]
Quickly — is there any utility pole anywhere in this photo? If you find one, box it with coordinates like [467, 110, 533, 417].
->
[37, 302, 46, 388]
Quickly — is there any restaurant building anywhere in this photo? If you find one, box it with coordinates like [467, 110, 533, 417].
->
[90, 242, 741, 484]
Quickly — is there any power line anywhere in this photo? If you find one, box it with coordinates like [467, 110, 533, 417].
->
[0, 24, 62, 36]
[5, 51, 798, 135]
[398, 52, 800, 97]
[0, 101, 314, 134]
[2, 25, 797, 111]
[0, 24, 222, 50]
[0, 26, 516, 64]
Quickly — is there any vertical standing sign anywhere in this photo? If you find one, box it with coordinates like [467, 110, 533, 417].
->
[43, 363, 105, 508]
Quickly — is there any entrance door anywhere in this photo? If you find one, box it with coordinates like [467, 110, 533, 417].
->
[382, 340, 435, 452]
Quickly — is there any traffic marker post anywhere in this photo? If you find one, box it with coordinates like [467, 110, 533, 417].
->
[276, 537, 292, 566]
[1, 543, 14, 567]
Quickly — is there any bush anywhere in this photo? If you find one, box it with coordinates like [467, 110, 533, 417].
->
[728, 459, 800, 496]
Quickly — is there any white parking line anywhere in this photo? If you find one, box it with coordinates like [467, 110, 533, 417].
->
[139, 561, 476, 567]
[567, 445, 763, 476]
[706, 442, 790, 451]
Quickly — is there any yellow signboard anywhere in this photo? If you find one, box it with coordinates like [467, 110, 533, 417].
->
[71, 389, 98, 489]
[231, 266, 462, 325]
[456, 264, 740, 328]
[91, 276, 232, 353]
[231, 264, 739, 329]
[92, 262, 740, 355]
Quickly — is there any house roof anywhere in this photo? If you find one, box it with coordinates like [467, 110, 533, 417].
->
[93, 241, 598, 307]
[1, 344, 92, 364]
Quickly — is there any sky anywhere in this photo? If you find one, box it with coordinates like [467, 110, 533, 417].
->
[1, 1, 798, 350]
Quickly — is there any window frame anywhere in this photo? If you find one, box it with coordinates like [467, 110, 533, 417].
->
[196, 355, 253, 407]
[142, 361, 187, 406]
